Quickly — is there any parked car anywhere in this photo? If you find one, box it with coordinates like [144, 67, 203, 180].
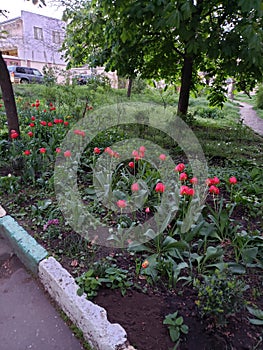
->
[73, 74, 93, 85]
[7, 66, 44, 84]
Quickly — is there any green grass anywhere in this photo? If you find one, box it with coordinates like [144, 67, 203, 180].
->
[3, 83, 263, 169]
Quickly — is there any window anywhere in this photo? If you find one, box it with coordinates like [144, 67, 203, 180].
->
[32, 69, 42, 76]
[52, 31, 61, 44]
[16, 67, 26, 73]
[34, 26, 43, 40]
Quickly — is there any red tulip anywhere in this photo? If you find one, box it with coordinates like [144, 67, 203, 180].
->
[64, 150, 71, 157]
[117, 199, 127, 208]
[39, 148, 46, 154]
[229, 176, 237, 185]
[94, 147, 101, 154]
[155, 182, 165, 193]
[131, 183, 139, 192]
[190, 177, 198, 184]
[179, 172, 188, 181]
[175, 163, 185, 172]
[209, 185, 220, 195]
[10, 131, 19, 139]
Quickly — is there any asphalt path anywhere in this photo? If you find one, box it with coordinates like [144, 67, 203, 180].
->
[238, 101, 263, 137]
[0, 234, 84, 350]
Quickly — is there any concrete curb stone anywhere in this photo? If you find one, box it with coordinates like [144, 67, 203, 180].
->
[39, 257, 128, 350]
[0, 215, 48, 274]
[0, 208, 136, 350]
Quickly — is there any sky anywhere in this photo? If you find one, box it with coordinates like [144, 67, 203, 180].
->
[0, 0, 65, 21]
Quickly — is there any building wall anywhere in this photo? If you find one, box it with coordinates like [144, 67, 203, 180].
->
[0, 11, 118, 87]
[20, 11, 65, 66]
[0, 11, 66, 70]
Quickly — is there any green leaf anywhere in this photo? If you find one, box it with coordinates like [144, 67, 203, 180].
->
[227, 262, 246, 274]
[144, 228, 157, 240]
[248, 318, 263, 326]
[247, 306, 263, 320]
[203, 246, 223, 262]
[181, 324, 189, 334]
[166, 10, 180, 28]
[241, 247, 258, 264]
[170, 328, 180, 342]
[175, 316, 183, 326]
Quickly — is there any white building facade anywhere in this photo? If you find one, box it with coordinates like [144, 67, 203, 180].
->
[0, 11, 118, 87]
[0, 11, 66, 72]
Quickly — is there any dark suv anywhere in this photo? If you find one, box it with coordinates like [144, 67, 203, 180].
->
[8, 66, 44, 84]
[73, 74, 93, 85]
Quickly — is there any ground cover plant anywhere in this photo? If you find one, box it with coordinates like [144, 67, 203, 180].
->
[0, 83, 262, 350]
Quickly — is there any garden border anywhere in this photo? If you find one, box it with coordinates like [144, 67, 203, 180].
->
[0, 206, 136, 350]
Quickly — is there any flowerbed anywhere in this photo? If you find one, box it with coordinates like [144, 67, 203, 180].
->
[0, 92, 263, 349]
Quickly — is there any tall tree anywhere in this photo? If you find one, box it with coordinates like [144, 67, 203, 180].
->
[0, 0, 46, 137]
[0, 51, 20, 137]
[62, 0, 263, 117]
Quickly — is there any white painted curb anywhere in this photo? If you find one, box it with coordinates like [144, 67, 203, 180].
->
[0, 205, 6, 217]
[39, 257, 136, 350]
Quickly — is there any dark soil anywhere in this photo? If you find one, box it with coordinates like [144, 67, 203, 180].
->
[94, 286, 262, 350]
[1, 191, 262, 350]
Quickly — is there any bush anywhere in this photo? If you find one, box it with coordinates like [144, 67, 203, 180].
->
[256, 85, 263, 109]
[194, 268, 248, 326]
[193, 107, 223, 119]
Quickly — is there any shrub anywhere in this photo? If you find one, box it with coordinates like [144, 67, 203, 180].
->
[256, 85, 263, 109]
[193, 107, 223, 119]
[194, 268, 248, 326]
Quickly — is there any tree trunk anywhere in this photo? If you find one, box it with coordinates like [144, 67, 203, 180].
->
[127, 77, 133, 98]
[0, 51, 20, 138]
[177, 55, 193, 117]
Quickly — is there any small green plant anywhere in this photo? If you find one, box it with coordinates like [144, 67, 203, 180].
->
[100, 266, 133, 296]
[76, 259, 133, 299]
[76, 269, 102, 299]
[163, 311, 189, 348]
[194, 268, 248, 326]
[206, 197, 238, 241]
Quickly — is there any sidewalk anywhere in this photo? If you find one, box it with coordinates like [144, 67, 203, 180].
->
[0, 209, 132, 350]
[238, 101, 263, 137]
[0, 233, 85, 350]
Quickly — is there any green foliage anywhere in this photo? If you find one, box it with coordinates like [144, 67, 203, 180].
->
[206, 197, 238, 241]
[256, 85, 263, 109]
[163, 311, 189, 347]
[76, 258, 133, 298]
[76, 269, 102, 299]
[62, 0, 263, 115]
[193, 107, 223, 119]
[132, 76, 147, 94]
[194, 269, 248, 326]
[0, 174, 19, 194]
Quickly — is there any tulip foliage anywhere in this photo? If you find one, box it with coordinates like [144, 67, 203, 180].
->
[62, 0, 263, 117]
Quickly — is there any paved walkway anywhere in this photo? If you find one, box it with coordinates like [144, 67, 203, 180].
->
[0, 233, 85, 350]
[237, 101, 263, 137]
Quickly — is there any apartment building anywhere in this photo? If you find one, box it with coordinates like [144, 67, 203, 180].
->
[0, 10, 118, 87]
[0, 11, 66, 73]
